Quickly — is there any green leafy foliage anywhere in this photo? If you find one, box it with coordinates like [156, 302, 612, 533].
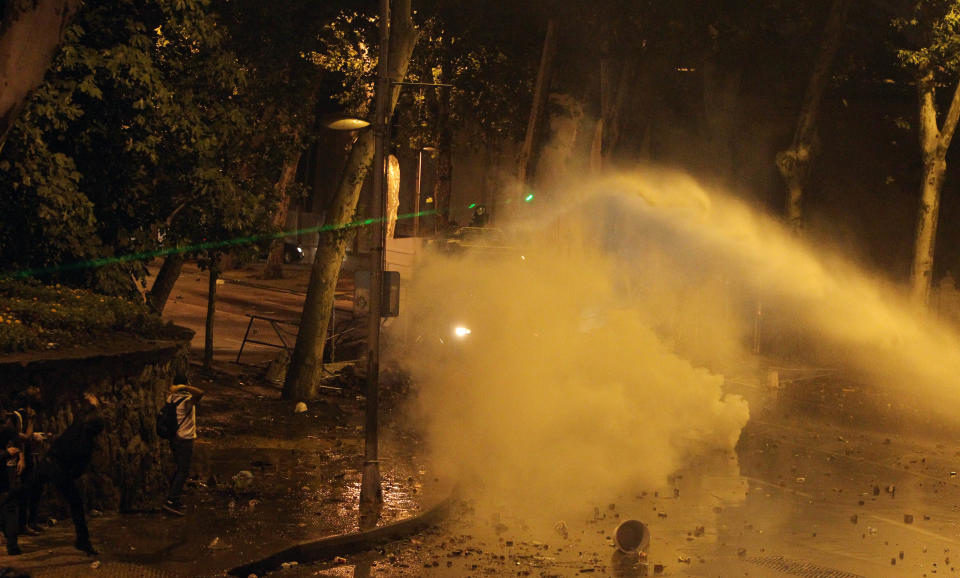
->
[0, 280, 167, 353]
[0, 0, 281, 294]
[893, 0, 960, 73]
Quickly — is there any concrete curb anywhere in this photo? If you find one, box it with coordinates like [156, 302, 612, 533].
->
[227, 495, 455, 577]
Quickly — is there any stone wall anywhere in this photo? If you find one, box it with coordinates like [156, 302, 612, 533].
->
[0, 335, 192, 512]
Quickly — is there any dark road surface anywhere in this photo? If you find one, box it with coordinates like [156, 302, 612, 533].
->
[272, 413, 960, 578]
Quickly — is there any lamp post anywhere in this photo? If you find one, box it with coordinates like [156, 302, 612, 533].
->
[360, 0, 390, 510]
[414, 146, 437, 237]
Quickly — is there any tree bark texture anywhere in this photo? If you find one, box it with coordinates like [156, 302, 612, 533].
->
[910, 66, 960, 306]
[775, 0, 849, 235]
[203, 255, 220, 369]
[263, 154, 302, 280]
[386, 154, 400, 239]
[518, 19, 556, 188]
[283, 0, 417, 401]
[147, 254, 184, 314]
[0, 0, 82, 153]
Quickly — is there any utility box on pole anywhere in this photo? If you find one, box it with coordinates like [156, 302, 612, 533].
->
[354, 270, 400, 317]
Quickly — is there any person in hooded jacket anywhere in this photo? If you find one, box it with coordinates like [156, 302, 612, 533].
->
[162, 372, 203, 516]
[24, 393, 103, 555]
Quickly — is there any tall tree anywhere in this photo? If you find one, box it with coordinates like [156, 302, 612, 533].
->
[283, 0, 417, 401]
[0, 0, 281, 303]
[776, 0, 851, 235]
[0, 0, 82, 153]
[896, 1, 960, 305]
[219, 0, 338, 280]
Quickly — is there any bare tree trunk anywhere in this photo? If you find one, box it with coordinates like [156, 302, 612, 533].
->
[599, 56, 634, 166]
[775, 0, 850, 235]
[203, 254, 220, 369]
[433, 86, 453, 233]
[518, 19, 557, 188]
[263, 154, 302, 279]
[0, 0, 82, 152]
[283, 0, 417, 401]
[147, 254, 184, 314]
[910, 66, 960, 306]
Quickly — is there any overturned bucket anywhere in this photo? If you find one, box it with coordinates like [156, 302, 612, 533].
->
[613, 519, 650, 553]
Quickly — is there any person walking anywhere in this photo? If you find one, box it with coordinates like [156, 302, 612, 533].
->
[163, 373, 203, 516]
[28, 392, 104, 555]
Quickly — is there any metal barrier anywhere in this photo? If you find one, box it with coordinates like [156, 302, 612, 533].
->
[235, 314, 299, 364]
[236, 308, 353, 365]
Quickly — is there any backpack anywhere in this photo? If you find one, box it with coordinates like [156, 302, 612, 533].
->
[156, 397, 183, 440]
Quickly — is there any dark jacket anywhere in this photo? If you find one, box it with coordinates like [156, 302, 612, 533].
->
[46, 408, 104, 480]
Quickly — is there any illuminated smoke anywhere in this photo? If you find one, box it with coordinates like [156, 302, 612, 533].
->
[388, 166, 960, 522]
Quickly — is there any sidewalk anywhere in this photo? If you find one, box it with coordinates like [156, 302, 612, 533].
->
[157, 260, 360, 368]
[2, 360, 442, 578]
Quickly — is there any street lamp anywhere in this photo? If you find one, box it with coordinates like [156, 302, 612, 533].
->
[414, 146, 437, 237]
[322, 115, 371, 131]
[360, 0, 390, 511]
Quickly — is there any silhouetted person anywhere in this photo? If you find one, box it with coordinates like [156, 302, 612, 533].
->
[0, 409, 22, 555]
[163, 373, 203, 516]
[470, 204, 488, 227]
[11, 388, 43, 535]
[28, 393, 103, 555]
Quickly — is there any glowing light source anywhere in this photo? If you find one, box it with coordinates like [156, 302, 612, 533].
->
[453, 326, 472, 338]
[468, 202, 477, 209]
[322, 115, 371, 131]
[524, 193, 535, 202]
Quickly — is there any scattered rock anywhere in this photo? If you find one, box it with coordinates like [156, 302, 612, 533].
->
[904, 514, 914, 524]
[232, 470, 254, 491]
[294, 401, 308, 414]
[90, 561, 101, 569]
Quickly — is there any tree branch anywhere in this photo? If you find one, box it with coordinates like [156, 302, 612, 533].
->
[938, 75, 960, 155]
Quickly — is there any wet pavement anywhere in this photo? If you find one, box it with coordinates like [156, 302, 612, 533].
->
[269, 396, 960, 578]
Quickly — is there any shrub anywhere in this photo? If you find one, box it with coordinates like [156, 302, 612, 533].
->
[0, 280, 168, 354]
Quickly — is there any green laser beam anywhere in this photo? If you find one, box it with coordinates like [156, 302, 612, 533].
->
[0, 209, 439, 280]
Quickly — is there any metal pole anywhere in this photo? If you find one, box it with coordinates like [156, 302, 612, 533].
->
[414, 148, 422, 237]
[360, 0, 389, 508]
